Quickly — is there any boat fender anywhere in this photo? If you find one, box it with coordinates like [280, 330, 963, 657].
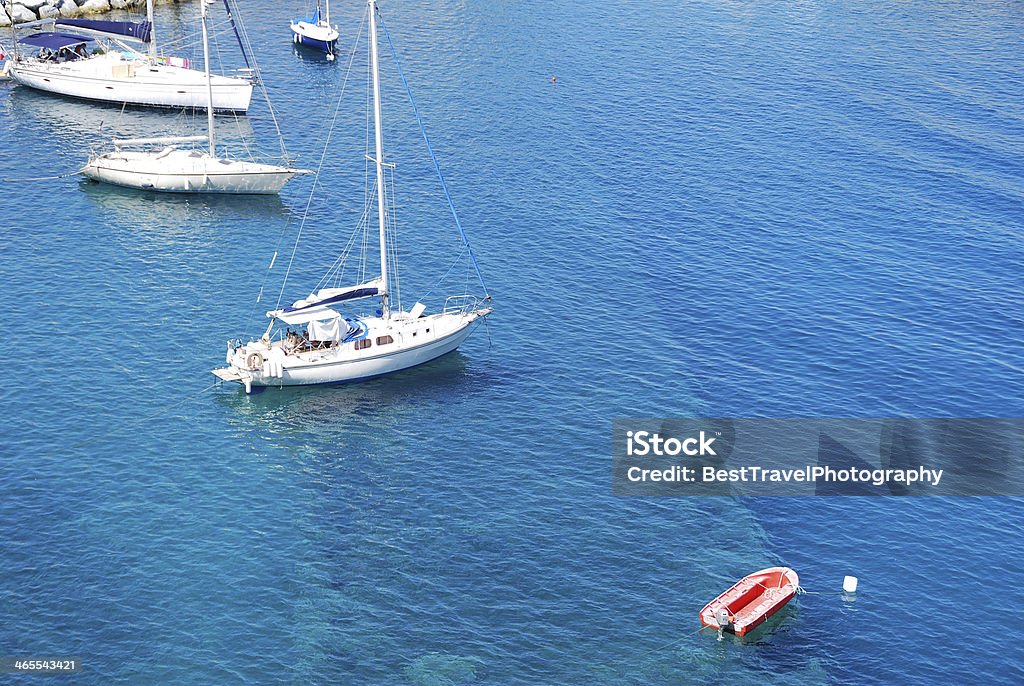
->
[268, 348, 286, 378]
[246, 351, 264, 370]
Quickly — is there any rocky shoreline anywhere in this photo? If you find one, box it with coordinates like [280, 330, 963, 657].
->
[2, 0, 149, 27]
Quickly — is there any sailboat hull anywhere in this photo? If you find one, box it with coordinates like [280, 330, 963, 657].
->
[291, 22, 339, 56]
[215, 311, 489, 391]
[9, 55, 253, 112]
[82, 150, 305, 194]
[261, 322, 472, 387]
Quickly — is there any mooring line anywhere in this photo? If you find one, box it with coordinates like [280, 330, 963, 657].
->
[2, 170, 85, 182]
[63, 380, 223, 453]
[797, 587, 849, 597]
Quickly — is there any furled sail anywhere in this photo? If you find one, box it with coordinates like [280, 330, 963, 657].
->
[267, 278, 384, 324]
[112, 135, 209, 148]
[55, 19, 153, 43]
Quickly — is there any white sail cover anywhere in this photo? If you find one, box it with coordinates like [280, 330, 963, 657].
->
[267, 277, 384, 325]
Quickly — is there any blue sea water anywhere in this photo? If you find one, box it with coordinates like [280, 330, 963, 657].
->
[2, 0, 1023, 683]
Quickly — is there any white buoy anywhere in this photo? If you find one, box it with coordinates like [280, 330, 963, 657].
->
[843, 576, 859, 593]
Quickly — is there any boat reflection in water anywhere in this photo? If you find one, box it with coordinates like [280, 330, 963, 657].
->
[6, 85, 260, 158]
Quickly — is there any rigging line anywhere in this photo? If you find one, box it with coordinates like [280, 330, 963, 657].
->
[377, 12, 489, 299]
[350, 181, 378, 286]
[220, 0, 251, 71]
[243, 216, 294, 334]
[222, 1, 289, 162]
[421, 244, 467, 298]
[275, 10, 367, 311]
[327, 181, 375, 285]
[311, 193, 372, 293]
[387, 165, 401, 310]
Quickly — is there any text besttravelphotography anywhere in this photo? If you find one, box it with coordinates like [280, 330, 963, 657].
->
[624, 431, 944, 488]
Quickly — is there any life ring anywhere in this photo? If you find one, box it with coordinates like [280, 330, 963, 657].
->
[246, 351, 264, 370]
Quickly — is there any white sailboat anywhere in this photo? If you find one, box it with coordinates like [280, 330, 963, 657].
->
[291, 0, 340, 60]
[214, 0, 491, 392]
[5, 0, 252, 112]
[81, 0, 308, 194]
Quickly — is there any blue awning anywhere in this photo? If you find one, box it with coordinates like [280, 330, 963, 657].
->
[18, 32, 91, 51]
[55, 19, 152, 43]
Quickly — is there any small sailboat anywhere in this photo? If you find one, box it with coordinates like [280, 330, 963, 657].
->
[4, 0, 253, 112]
[290, 0, 340, 60]
[700, 567, 799, 637]
[81, 0, 308, 194]
[214, 0, 491, 392]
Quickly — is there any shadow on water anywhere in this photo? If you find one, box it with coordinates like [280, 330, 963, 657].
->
[685, 604, 818, 681]
[291, 43, 339, 66]
[5, 84, 257, 146]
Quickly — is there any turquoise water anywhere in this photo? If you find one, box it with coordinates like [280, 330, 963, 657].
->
[2, 0, 1023, 683]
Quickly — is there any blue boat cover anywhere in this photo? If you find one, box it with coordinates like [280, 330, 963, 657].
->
[294, 6, 320, 25]
[56, 19, 153, 43]
[17, 32, 91, 50]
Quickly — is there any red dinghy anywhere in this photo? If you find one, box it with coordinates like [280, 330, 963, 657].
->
[700, 566, 799, 636]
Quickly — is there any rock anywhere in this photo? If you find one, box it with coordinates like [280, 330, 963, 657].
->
[78, 0, 111, 12]
[1, 0, 149, 25]
[11, 4, 38, 22]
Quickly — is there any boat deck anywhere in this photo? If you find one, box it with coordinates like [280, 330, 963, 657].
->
[212, 367, 248, 383]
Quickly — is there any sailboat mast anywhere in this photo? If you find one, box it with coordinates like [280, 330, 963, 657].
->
[324, 0, 330, 26]
[7, 0, 17, 60]
[146, 0, 156, 61]
[200, 0, 216, 155]
[368, 0, 389, 318]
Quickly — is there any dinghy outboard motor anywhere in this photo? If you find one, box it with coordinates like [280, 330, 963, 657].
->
[715, 608, 733, 640]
